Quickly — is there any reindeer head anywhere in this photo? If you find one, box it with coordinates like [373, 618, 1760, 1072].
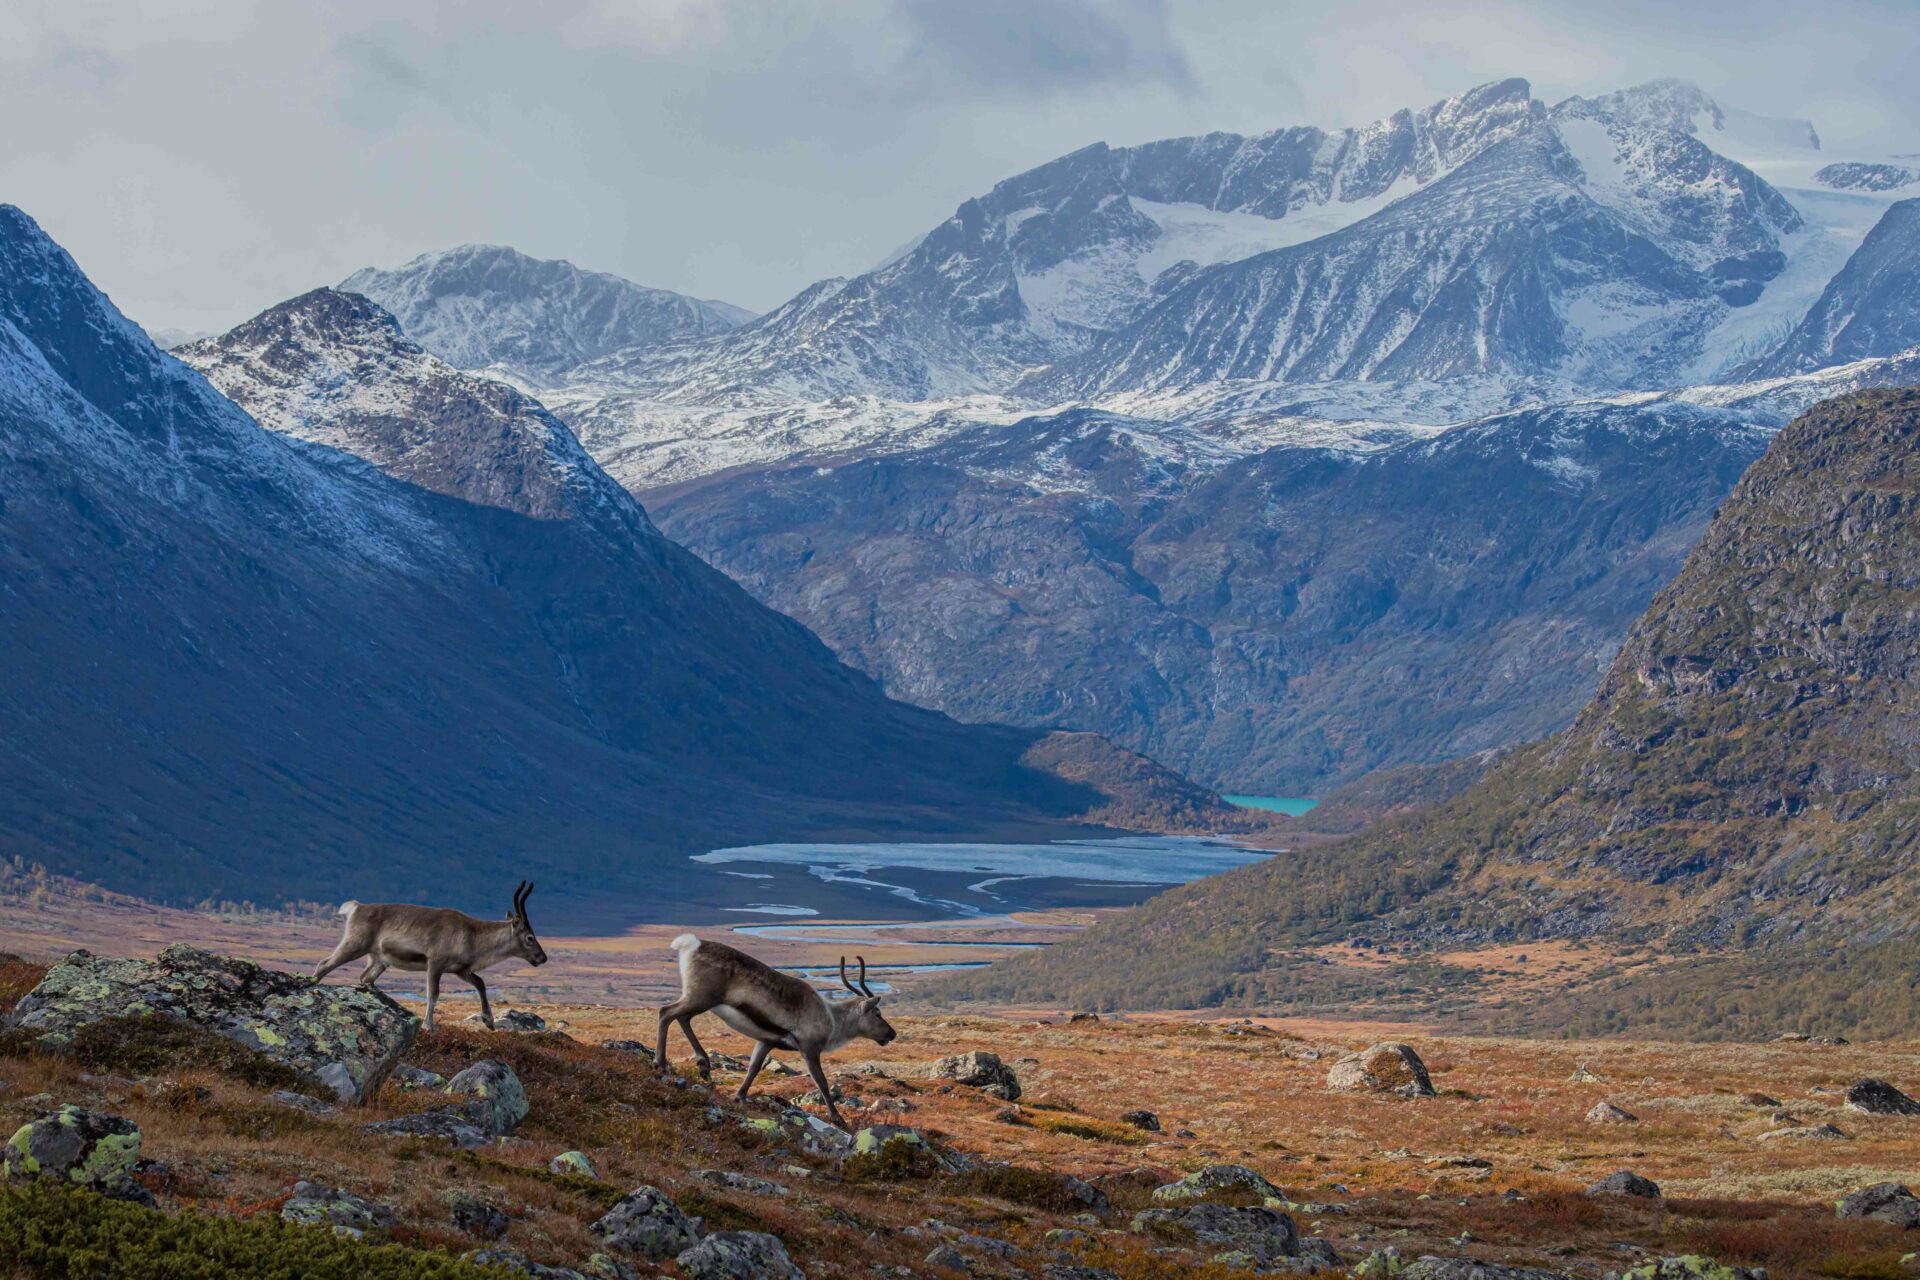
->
[508, 881, 548, 966]
[839, 955, 897, 1045]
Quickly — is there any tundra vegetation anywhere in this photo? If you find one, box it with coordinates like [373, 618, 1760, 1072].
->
[0, 954, 1916, 1279]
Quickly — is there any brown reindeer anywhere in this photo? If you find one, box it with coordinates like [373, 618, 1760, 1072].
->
[313, 881, 548, 1030]
[657, 934, 895, 1129]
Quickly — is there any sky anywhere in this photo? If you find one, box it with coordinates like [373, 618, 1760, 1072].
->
[5, 0, 1917, 335]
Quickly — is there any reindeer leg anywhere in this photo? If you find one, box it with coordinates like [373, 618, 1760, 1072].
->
[736, 1041, 772, 1102]
[803, 1050, 844, 1130]
[359, 957, 389, 988]
[462, 971, 493, 1029]
[424, 962, 444, 1032]
[678, 1014, 712, 1079]
[655, 1005, 676, 1072]
[312, 940, 366, 983]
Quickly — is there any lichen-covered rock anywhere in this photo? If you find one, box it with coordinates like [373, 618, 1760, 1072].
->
[1844, 1078, 1920, 1116]
[550, 1150, 598, 1179]
[599, 1040, 655, 1059]
[1396, 1258, 1578, 1280]
[1587, 1170, 1662, 1198]
[696, 1169, 789, 1197]
[447, 1059, 528, 1135]
[1326, 1043, 1435, 1097]
[1621, 1257, 1767, 1280]
[1837, 1182, 1920, 1227]
[6, 946, 416, 1105]
[1042, 1266, 1121, 1280]
[270, 1090, 336, 1116]
[3, 1105, 142, 1195]
[1131, 1203, 1300, 1265]
[1121, 1109, 1160, 1132]
[446, 1188, 510, 1238]
[1151, 1163, 1285, 1202]
[924, 1244, 969, 1274]
[463, 1248, 586, 1279]
[1757, 1122, 1850, 1141]
[591, 1185, 704, 1261]
[390, 1064, 445, 1090]
[365, 1108, 490, 1148]
[281, 1180, 391, 1239]
[676, 1230, 804, 1280]
[583, 1254, 640, 1280]
[934, 1050, 1022, 1101]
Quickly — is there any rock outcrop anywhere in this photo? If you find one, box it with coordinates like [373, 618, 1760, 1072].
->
[1326, 1044, 1436, 1097]
[6, 947, 416, 1104]
[1844, 1078, 1920, 1115]
[1587, 1170, 1662, 1198]
[676, 1231, 806, 1280]
[1837, 1182, 1920, 1227]
[933, 1051, 1022, 1101]
[3, 1105, 144, 1200]
[591, 1185, 705, 1261]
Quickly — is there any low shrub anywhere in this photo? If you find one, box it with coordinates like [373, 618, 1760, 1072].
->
[0, 1181, 508, 1279]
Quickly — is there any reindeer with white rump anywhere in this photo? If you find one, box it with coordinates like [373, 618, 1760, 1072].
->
[659, 934, 896, 1129]
[313, 881, 549, 1030]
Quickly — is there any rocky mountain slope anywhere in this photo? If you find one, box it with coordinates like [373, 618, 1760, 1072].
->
[934, 388, 1920, 1036]
[1749, 199, 1920, 375]
[653, 399, 1767, 793]
[0, 206, 1207, 919]
[340, 244, 752, 388]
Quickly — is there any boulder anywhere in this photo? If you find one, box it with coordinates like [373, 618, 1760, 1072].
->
[1622, 1258, 1766, 1280]
[1382, 1256, 1577, 1280]
[924, 1244, 969, 1274]
[269, 1090, 336, 1116]
[8, 947, 417, 1105]
[934, 1050, 1021, 1101]
[463, 1248, 586, 1279]
[550, 1150, 598, 1179]
[1586, 1170, 1661, 1199]
[1152, 1163, 1285, 1202]
[281, 1180, 391, 1239]
[446, 1188, 510, 1238]
[600, 1040, 655, 1059]
[677, 1231, 805, 1280]
[390, 1064, 445, 1090]
[3, 1105, 143, 1196]
[1837, 1182, 1920, 1227]
[1844, 1079, 1920, 1116]
[1121, 1109, 1161, 1132]
[695, 1169, 790, 1197]
[591, 1185, 704, 1261]
[365, 1108, 490, 1148]
[1757, 1123, 1850, 1141]
[1131, 1203, 1300, 1266]
[447, 1059, 528, 1135]
[1043, 1267, 1121, 1280]
[1326, 1043, 1435, 1097]
[1586, 1101, 1637, 1125]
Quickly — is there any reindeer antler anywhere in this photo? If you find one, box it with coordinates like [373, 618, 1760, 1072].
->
[512, 880, 533, 916]
[856, 954, 875, 997]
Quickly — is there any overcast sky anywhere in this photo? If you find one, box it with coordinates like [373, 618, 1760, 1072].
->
[6, 0, 1917, 335]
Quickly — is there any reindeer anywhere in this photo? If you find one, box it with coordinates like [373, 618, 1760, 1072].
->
[658, 934, 896, 1129]
[313, 881, 548, 1030]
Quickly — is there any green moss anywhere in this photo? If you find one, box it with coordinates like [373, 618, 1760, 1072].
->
[0, 1182, 513, 1279]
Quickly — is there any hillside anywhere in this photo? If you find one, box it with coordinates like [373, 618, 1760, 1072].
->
[0, 207, 1212, 922]
[654, 399, 1767, 793]
[933, 388, 1920, 1038]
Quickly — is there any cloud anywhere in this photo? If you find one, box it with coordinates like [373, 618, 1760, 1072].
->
[891, 0, 1194, 99]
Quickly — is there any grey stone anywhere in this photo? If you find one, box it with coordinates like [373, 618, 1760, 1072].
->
[695, 1169, 790, 1197]
[3, 1105, 142, 1196]
[1845, 1079, 1920, 1116]
[1837, 1182, 1920, 1227]
[281, 1180, 391, 1239]
[677, 1230, 805, 1279]
[1326, 1043, 1435, 1097]
[550, 1150, 598, 1179]
[591, 1185, 704, 1261]
[1151, 1163, 1285, 1202]
[269, 1089, 336, 1116]
[365, 1108, 490, 1148]
[1121, 1109, 1160, 1132]
[1586, 1170, 1661, 1198]
[445, 1188, 510, 1239]
[1131, 1203, 1300, 1265]
[933, 1050, 1021, 1101]
[447, 1059, 529, 1135]
[463, 1248, 586, 1279]
[5, 946, 417, 1105]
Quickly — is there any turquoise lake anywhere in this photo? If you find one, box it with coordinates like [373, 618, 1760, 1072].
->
[1222, 794, 1318, 816]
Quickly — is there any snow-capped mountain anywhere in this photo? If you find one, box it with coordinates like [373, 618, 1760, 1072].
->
[1746, 200, 1920, 376]
[1052, 108, 1801, 395]
[0, 205, 1155, 913]
[340, 243, 753, 388]
[1552, 78, 1821, 163]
